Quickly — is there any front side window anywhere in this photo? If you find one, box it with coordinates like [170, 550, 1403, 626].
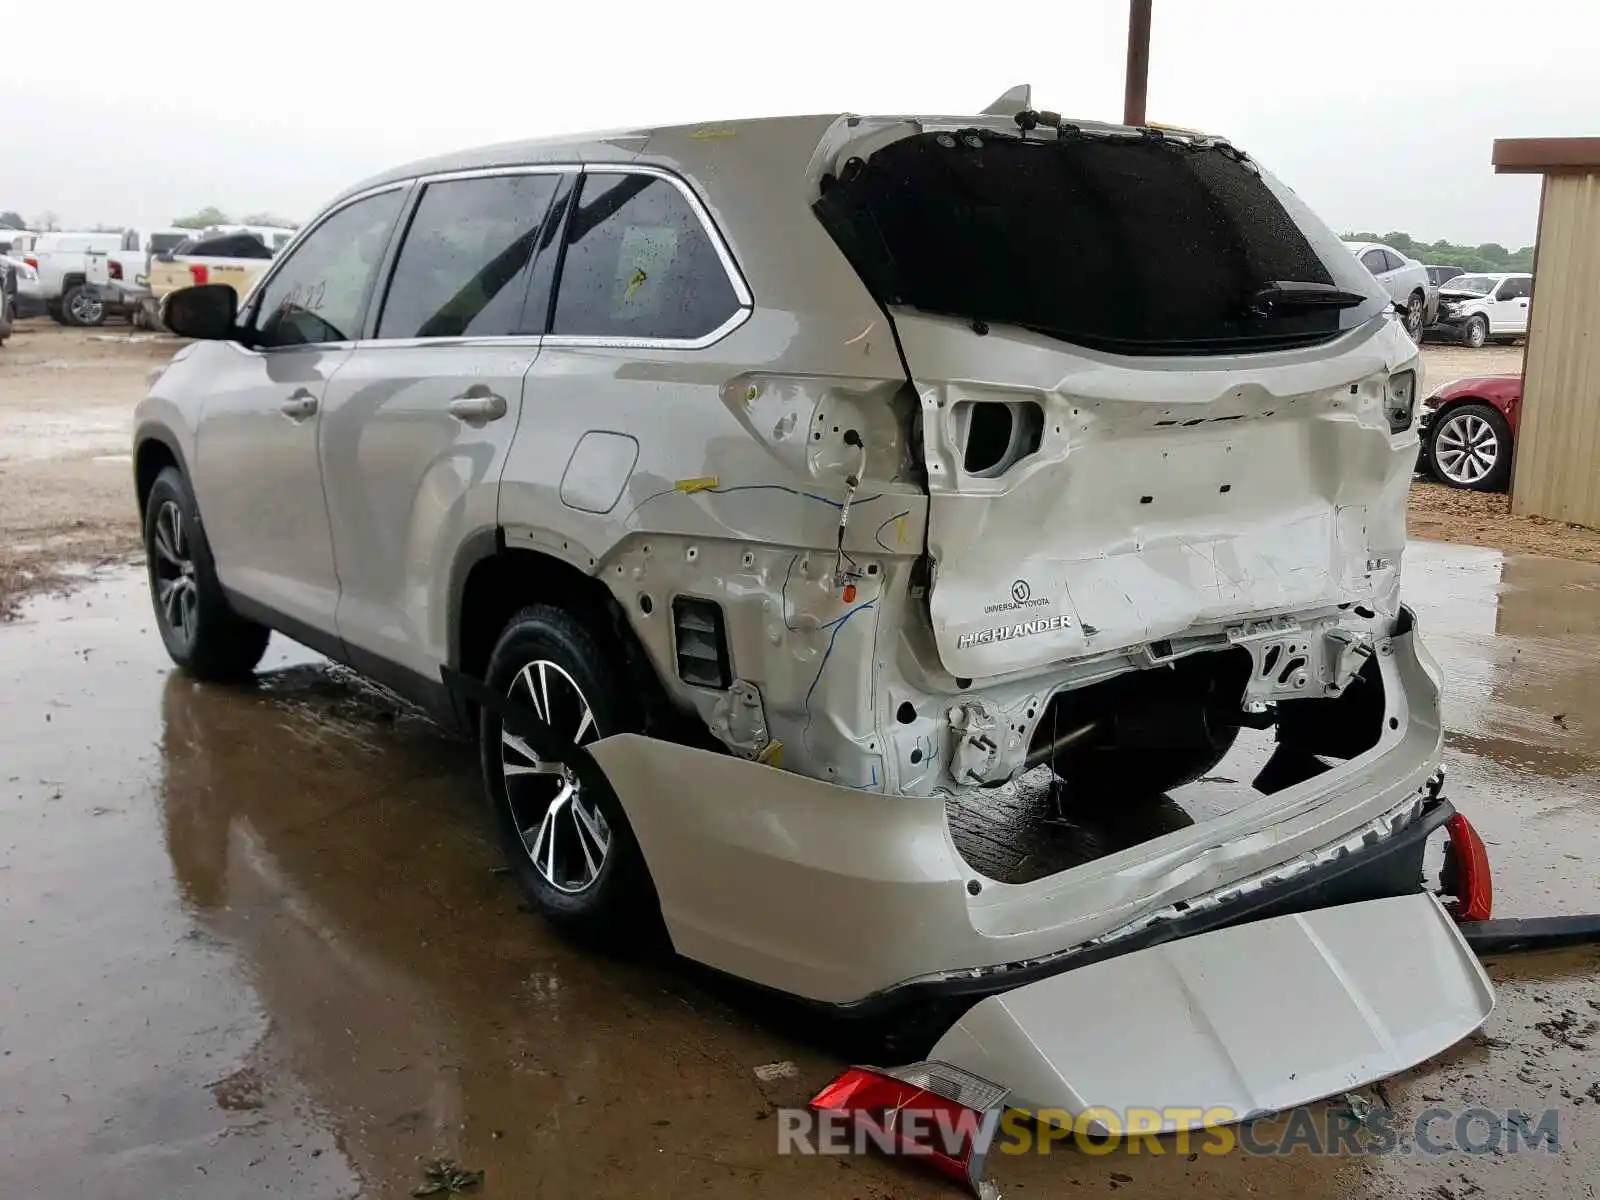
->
[251, 189, 404, 348]
[1496, 277, 1528, 300]
[376, 173, 558, 340]
[551, 173, 739, 340]
[149, 233, 186, 255]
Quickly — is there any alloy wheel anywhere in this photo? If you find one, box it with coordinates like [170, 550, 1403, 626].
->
[500, 659, 610, 894]
[1406, 293, 1425, 341]
[1434, 412, 1499, 486]
[151, 500, 199, 647]
[69, 291, 104, 325]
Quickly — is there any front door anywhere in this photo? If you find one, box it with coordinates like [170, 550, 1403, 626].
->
[320, 169, 566, 679]
[191, 186, 406, 633]
[1490, 277, 1530, 335]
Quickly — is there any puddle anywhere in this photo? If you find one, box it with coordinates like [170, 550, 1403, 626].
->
[0, 552, 1596, 1199]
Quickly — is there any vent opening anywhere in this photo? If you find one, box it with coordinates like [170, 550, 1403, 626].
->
[962, 400, 1044, 477]
[672, 597, 732, 689]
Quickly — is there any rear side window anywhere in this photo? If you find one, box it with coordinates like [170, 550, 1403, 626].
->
[377, 173, 559, 339]
[1360, 249, 1388, 274]
[815, 132, 1386, 355]
[551, 173, 739, 340]
[252, 189, 403, 348]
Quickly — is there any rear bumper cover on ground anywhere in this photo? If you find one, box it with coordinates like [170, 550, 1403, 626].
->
[578, 611, 1445, 1007]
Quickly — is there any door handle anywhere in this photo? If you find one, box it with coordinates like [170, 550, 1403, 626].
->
[280, 389, 318, 419]
[447, 392, 508, 422]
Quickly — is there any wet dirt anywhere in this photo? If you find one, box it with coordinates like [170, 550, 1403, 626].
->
[2, 546, 1598, 1199]
[0, 318, 183, 618]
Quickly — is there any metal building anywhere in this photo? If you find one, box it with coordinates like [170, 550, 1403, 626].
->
[1493, 138, 1600, 527]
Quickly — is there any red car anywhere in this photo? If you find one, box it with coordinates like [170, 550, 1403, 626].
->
[1418, 374, 1521, 491]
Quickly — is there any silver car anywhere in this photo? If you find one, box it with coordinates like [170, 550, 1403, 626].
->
[135, 96, 1491, 1127]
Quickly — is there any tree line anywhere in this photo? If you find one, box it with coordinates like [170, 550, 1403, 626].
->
[1344, 231, 1536, 274]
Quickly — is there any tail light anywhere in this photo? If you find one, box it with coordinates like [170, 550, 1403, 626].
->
[1441, 812, 1493, 922]
[810, 1061, 1008, 1195]
[23, 256, 37, 270]
[109, 261, 123, 281]
[189, 264, 210, 286]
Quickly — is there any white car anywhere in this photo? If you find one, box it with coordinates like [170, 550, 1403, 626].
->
[83, 227, 194, 324]
[1426, 272, 1533, 348]
[136, 93, 1493, 1134]
[1344, 241, 1433, 342]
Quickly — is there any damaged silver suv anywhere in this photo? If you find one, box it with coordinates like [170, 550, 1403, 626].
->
[136, 92, 1489, 1122]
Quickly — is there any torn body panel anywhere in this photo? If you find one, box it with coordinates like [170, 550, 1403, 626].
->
[898, 312, 1419, 681]
[929, 893, 1493, 1127]
[587, 612, 1443, 1005]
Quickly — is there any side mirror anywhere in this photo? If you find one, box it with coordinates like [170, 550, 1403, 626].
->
[160, 283, 237, 341]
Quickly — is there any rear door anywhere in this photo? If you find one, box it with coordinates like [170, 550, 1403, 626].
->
[318, 168, 567, 679]
[191, 186, 407, 633]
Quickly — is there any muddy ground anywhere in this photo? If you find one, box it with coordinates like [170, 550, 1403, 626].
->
[2, 551, 1597, 1199]
[3, 320, 1600, 1199]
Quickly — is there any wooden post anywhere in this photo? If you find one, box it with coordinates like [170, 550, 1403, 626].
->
[1124, 0, 1152, 127]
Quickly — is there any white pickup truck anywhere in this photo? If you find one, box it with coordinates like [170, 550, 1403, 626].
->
[82, 227, 192, 326]
[18, 231, 121, 325]
[139, 227, 288, 328]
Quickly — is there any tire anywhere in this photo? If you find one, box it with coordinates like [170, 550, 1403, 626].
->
[61, 283, 105, 327]
[1427, 401, 1513, 492]
[46, 300, 67, 324]
[1054, 727, 1241, 801]
[143, 467, 271, 679]
[1404, 290, 1425, 342]
[1461, 315, 1488, 349]
[479, 604, 659, 943]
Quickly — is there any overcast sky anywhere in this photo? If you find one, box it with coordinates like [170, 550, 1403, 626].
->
[4, 0, 1590, 245]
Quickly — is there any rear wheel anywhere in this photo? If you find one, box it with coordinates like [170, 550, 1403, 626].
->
[1428, 401, 1512, 491]
[479, 605, 658, 943]
[1404, 290, 1425, 341]
[143, 467, 271, 679]
[61, 284, 105, 327]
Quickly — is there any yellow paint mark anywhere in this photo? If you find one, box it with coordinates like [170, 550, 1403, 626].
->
[894, 515, 906, 546]
[757, 740, 784, 767]
[623, 268, 647, 301]
[675, 476, 720, 494]
[691, 128, 737, 140]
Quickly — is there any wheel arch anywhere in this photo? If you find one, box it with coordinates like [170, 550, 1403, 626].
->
[133, 424, 193, 520]
[449, 536, 684, 740]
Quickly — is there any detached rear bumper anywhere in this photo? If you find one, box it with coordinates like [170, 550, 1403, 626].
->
[587, 609, 1446, 1008]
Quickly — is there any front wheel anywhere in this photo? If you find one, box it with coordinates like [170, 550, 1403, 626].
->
[479, 605, 659, 943]
[1461, 315, 1488, 349]
[143, 467, 271, 679]
[1427, 401, 1512, 491]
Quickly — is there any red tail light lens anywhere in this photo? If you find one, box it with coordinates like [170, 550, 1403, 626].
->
[1442, 812, 1493, 922]
[23, 256, 38, 270]
[810, 1062, 1007, 1194]
[189, 264, 209, 286]
[109, 262, 123, 280]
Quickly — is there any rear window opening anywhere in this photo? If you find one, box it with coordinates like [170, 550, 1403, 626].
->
[815, 130, 1387, 355]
